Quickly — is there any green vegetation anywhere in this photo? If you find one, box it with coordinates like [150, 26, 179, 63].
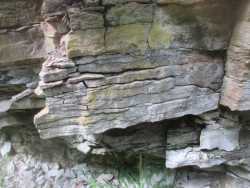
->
[88, 153, 175, 188]
[148, 23, 172, 49]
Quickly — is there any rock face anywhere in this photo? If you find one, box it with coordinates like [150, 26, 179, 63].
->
[220, 1, 250, 111]
[2, 0, 250, 187]
[35, 0, 230, 138]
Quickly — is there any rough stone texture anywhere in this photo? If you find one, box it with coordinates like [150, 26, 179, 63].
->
[34, 0, 231, 140]
[200, 126, 240, 151]
[36, 49, 224, 138]
[220, 1, 250, 111]
[157, 0, 206, 5]
[0, 26, 45, 66]
[0, 0, 43, 28]
[0, 125, 117, 188]
[2, 0, 250, 187]
[166, 147, 226, 169]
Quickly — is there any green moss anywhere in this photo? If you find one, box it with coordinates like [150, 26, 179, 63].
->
[107, 3, 153, 26]
[106, 24, 150, 53]
[88, 92, 96, 104]
[148, 23, 173, 49]
[67, 37, 79, 50]
[66, 30, 105, 58]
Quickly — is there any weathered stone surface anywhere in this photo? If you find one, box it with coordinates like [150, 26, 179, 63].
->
[157, 0, 206, 5]
[166, 126, 250, 171]
[66, 29, 105, 58]
[0, 63, 41, 100]
[0, 88, 44, 113]
[41, 0, 83, 16]
[103, 0, 151, 5]
[220, 1, 250, 111]
[222, 175, 250, 188]
[64, 0, 235, 58]
[166, 147, 226, 169]
[35, 50, 224, 138]
[0, 111, 34, 129]
[200, 126, 240, 151]
[98, 123, 167, 157]
[0, 0, 42, 28]
[40, 66, 76, 83]
[0, 26, 45, 66]
[0, 100, 12, 113]
[151, 1, 236, 50]
[167, 123, 201, 150]
[105, 24, 150, 54]
[2, 0, 250, 187]
[67, 74, 105, 84]
[106, 3, 153, 26]
[0, 141, 11, 157]
[68, 9, 104, 30]
[174, 169, 224, 188]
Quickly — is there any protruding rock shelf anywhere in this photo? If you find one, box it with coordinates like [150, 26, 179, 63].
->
[2, 0, 250, 187]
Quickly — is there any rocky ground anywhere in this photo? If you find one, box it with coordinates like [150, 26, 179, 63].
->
[0, 125, 174, 188]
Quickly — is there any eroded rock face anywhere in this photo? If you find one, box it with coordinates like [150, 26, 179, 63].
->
[0, 0, 45, 130]
[35, 0, 232, 139]
[2, 0, 250, 187]
[220, 1, 250, 111]
[35, 49, 224, 138]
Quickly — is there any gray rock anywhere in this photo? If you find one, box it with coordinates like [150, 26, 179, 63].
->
[1, 1, 250, 188]
[36, 50, 224, 138]
[96, 174, 114, 185]
[76, 142, 91, 154]
[0, 26, 45, 65]
[106, 3, 153, 26]
[200, 126, 240, 151]
[0, 142, 11, 157]
[157, 0, 206, 5]
[47, 169, 64, 178]
[67, 74, 105, 84]
[0, 100, 12, 113]
[165, 147, 226, 169]
[174, 169, 223, 188]
[220, 1, 250, 111]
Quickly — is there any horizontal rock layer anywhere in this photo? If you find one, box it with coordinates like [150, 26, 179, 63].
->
[34, 0, 235, 139]
[35, 50, 224, 138]
[2, 0, 250, 187]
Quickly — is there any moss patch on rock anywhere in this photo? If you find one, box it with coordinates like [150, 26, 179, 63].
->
[148, 23, 173, 49]
[106, 24, 150, 54]
[66, 29, 105, 58]
[106, 2, 153, 26]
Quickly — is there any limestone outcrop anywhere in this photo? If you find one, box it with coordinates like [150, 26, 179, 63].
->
[2, 0, 250, 187]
